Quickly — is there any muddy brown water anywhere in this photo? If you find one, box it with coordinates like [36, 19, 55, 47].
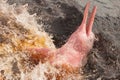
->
[8, 0, 120, 80]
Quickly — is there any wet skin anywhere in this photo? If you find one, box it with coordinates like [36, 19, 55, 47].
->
[29, 2, 97, 68]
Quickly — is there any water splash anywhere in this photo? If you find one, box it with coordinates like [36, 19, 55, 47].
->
[0, 1, 82, 80]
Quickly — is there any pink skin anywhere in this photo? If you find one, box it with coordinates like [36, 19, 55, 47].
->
[29, 2, 97, 68]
